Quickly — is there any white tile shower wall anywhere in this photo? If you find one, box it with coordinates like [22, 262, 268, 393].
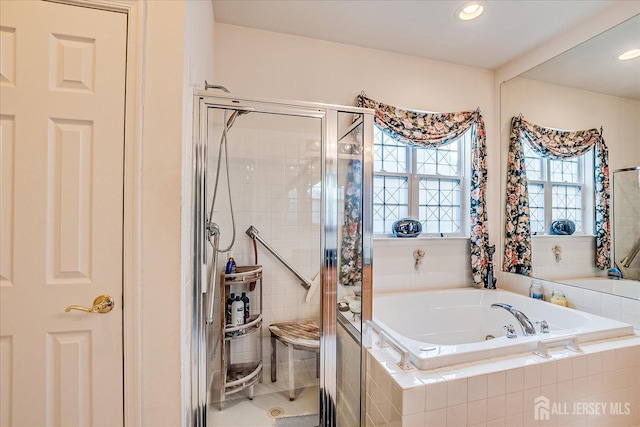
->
[208, 118, 321, 365]
[366, 334, 640, 427]
[498, 273, 640, 330]
[373, 238, 472, 293]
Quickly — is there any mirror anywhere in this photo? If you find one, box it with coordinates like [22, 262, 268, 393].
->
[500, 14, 640, 300]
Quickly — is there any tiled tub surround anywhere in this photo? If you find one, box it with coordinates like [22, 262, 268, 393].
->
[499, 274, 640, 330]
[366, 333, 640, 427]
[373, 289, 635, 371]
[373, 238, 472, 292]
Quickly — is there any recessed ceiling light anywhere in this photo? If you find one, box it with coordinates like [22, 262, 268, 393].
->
[618, 48, 640, 61]
[457, 2, 485, 21]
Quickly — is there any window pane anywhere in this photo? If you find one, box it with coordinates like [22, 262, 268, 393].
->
[550, 158, 579, 183]
[373, 175, 409, 234]
[523, 144, 544, 181]
[416, 142, 460, 176]
[374, 127, 408, 173]
[418, 178, 461, 234]
[552, 184, 582, 231]
[436, 146, 459, 176]
[416, 148, 437, 175]
[528, 183, 545, 233]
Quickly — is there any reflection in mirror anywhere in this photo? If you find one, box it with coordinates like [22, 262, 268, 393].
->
[500, 14, 640, 300]
[614, 167, 640, 281]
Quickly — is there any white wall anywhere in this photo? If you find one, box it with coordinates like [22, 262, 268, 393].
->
[138, 1, 215, 425]
[213, 23, 497, 293]
[140, 2, 186, 425]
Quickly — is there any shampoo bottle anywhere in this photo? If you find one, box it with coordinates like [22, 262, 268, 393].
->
[225, 293, 235, 325]
[241, 292, 250, 323]
[231, 295, 244, 326]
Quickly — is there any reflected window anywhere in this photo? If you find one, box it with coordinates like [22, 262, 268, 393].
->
[523, 144, 590, 234]
[373, 125, 469, 235]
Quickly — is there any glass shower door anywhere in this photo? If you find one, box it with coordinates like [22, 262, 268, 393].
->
[334, 111, 373, 427]
[192, 93, 374, 427]
[205, 107, 323, 427]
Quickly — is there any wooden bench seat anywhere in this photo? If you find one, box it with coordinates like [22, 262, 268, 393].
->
[269, 320, 320, 401]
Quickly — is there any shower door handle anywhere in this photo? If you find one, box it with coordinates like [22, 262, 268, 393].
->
[65, 295, 115, 314]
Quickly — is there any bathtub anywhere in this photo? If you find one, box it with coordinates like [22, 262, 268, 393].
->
[561, 277, 640, 300]
[373, 288, 635, 370]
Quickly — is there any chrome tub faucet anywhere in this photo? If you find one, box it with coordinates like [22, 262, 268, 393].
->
[491, 303, 536, 336]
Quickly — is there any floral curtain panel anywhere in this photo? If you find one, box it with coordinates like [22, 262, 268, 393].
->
[340, 149, 364, 286]
[503, 116, 611, 275]
[354, 94, 490, 288]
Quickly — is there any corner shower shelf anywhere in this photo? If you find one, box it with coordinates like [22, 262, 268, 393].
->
[218, 265, 263, 411]
[223, 265, 262, 284]
[224, 362, 263, 397]
[224, 314, 262, 339]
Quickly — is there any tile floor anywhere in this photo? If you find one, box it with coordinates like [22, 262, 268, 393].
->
[209, 357, 319, 427]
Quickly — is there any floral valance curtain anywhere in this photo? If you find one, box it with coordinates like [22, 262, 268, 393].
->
[503, 116, 611, 275]
[352, 94, 490, 288]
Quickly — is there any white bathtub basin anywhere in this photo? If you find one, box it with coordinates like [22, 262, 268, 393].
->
[373, 288, 635, 370]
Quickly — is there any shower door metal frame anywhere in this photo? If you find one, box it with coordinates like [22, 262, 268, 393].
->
[190, 91, 374, 427]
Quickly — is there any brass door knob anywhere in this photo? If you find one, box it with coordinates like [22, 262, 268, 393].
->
[65, 295, 115, 314]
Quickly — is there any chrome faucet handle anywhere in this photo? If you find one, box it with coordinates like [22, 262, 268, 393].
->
[535, 320, 549, 333]
[503, 324, 517, 339]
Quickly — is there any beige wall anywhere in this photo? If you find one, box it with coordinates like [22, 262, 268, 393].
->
[213, 23, 498, 291]
[140, 2, 186, 425]
[138, 1, 215, 425]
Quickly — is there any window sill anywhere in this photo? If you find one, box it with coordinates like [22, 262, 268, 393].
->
[531, 234, 595, 239]
[373, 236, 470, 242]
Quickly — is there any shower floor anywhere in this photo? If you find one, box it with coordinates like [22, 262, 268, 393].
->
[208, 358, 319, 427]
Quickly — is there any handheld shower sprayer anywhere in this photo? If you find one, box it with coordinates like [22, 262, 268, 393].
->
[207, 109, 251, 253]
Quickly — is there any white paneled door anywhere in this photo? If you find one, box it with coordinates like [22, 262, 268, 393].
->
[0, 1, 127, 426]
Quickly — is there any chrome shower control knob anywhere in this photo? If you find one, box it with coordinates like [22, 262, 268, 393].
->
[536, 320, 550, 333]
[503, 324, 517, 338]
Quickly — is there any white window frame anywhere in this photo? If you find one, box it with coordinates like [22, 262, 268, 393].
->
[373, 125, 471, 237]
[524, 145, 594, 235]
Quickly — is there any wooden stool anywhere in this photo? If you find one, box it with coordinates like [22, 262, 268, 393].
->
[269, 320, 320, 401]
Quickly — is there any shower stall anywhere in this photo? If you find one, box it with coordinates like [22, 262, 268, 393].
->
[190, 91, 374, 426]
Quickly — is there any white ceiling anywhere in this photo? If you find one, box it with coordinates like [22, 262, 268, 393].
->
[212, 0, 615, 70]
[213, 0, 640, 99]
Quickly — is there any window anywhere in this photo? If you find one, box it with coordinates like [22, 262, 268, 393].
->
[523, 143, 593, 234]
[373, 125, 470, 235]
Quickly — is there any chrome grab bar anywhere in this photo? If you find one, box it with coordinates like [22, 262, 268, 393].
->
[245, 226, 312, 290]
[621, 237, 640, 268]
[368, 320, 413, 370]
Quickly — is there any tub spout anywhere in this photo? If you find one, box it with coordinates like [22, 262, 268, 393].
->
[491, 303, 536, 336]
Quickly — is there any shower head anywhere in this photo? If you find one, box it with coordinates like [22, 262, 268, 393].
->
[225, 109, 250, 128]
